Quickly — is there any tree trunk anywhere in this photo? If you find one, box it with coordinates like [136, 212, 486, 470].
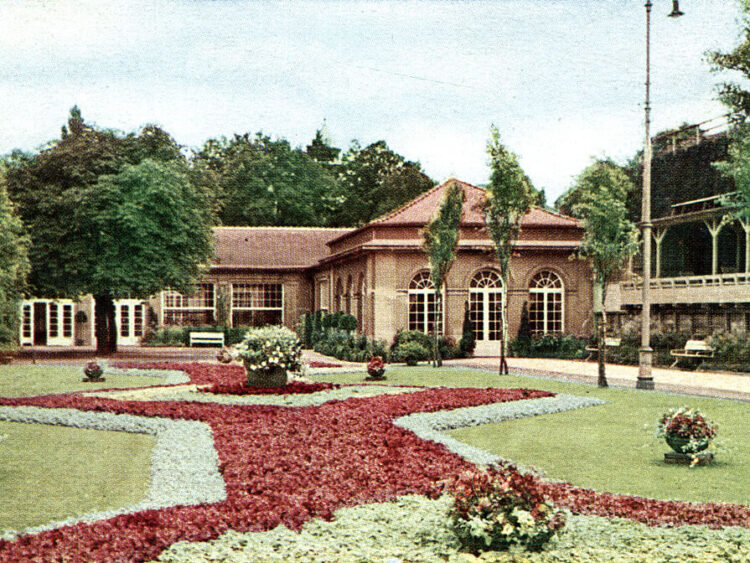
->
[435, 292, 442, 367]
[94, 294, 118, 356]
[499, 274, 509, 375]
[597, 283, 608, 388]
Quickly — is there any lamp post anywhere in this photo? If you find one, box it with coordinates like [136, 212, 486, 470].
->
[637, 0, 684, 390]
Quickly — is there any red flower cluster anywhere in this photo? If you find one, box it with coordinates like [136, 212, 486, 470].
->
[367, 356, 386, 377]
[200, 381, 340, 396]
[0, 362, 747, 562]
[659, 409, 716, 440]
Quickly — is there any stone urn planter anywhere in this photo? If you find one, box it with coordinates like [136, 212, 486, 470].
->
[665, 434, 709, 455]
[245, 365, 288, 388]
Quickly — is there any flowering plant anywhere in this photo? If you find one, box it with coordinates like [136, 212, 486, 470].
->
[657, 407, 717, 455]
[367, 356, 386, 378]
[447, 466, 565, 553]
[83, 361, 104, 380]
[233, 326, 302, 387]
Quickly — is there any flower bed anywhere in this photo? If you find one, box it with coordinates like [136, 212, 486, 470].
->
[199, 381, 339, 396]
[0, 362, 748, 562]
[307, 361, 343, 369]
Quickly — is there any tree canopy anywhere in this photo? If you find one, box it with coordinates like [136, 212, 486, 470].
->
[4, 107, 214, 353]
[193, 133, 344, 227]
[336, 140, 434, 226]
[422, 181, 465, 367]
[710, 0, 750, 121]
[0, 170, 30, 351]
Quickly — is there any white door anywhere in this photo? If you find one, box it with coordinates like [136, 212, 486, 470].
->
[115, 300, 145, 345]
[44, 301, 75, 346]
[469, 270, 504, 356]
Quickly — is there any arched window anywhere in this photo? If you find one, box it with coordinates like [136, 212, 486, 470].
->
[345, 275, 353, 314]
[408, 272, 442, 334]
[335, 279, 343, 312]
[529, 270, 564, 335]
[469, 270, 504, 342]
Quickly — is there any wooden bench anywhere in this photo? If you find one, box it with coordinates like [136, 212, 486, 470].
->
[189, 331, 225, 347]
[670, 339, 713, 368]
[585, 337, 621, 361]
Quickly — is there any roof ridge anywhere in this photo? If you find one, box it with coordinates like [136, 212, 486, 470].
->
[368, 178, 484, 226]
[528, 206, 579, 223]
[213, 226, 353, 231]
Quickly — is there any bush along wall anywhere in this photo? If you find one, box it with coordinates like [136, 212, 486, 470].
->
[510, 334, 588, 360]
[142, 326, 248, 347]
[389, 329, 466, 365]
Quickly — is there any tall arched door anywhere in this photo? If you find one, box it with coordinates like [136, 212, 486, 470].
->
[469, 270, 504, 356]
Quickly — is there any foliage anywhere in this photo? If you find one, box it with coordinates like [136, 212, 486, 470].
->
[715, 124, 750, 223]
[83, 361, 104, 380]
[4, 108, 214, 354]
[0, 175, 29, 352]
[390, 341, 430, 366]
[459, 307, 476, 356]
[313, 328, 388, 363]
[367, 356, 386, 378]
[335, 140, 434, 226]
[709, 2, 750, 121]
[143, 326, 247, 347]
[305, 127, 340, 165]
[448, 466, 565, 553]
[423, 181, 465, 366]
[482, 127, 536, 372]
[200, 381, 339, 396]
[193, 132, 343, 227]
[657, 407, 717, 457]
[234, 325, 302, 385]
[510, 334, 588, 360]
[705, 330, 750, 370]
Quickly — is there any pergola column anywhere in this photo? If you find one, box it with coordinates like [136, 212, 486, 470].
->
[653, 228, 667, 278]
[704, 219, 723, 275]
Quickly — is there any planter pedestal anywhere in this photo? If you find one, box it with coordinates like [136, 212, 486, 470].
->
[245, 366, 288, 388]
[664, 452, 714, 465]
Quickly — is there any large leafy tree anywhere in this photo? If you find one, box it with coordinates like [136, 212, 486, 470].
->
[710, 0, 750, 121]
[481, 126, 536, 374]
[5, 108, 214, 354]
[568, 160, 638, 388]
[193, 133, 343, 227]
[0, 170, 30, 352]
[336, 140, 434, 226]
[422, 182, 465, 367]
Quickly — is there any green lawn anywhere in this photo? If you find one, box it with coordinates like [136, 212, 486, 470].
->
[0, 364, 166, 397]
[0, 364, 161, 530]
[319, 366, 750, 505]
[0, 421, 154, 530]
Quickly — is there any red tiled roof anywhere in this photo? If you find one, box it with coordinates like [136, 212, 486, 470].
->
[212, 227, 352, 270]
[329, 178, 579, 244]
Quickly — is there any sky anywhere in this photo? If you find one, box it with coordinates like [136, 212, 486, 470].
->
[0, 0, 745, 202]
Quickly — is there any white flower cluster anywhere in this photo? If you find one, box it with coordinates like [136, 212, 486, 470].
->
[233, 326, 302, 374]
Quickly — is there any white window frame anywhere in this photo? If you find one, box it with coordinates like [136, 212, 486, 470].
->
[231, 283, 284, 326]
[528, 270, 565, 335]
[161, 283, 216, 325]
[408, 272, 443, 335]
[469, 270, 505, 342]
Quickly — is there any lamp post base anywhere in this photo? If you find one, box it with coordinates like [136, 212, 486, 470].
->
[636, 347, 655, 390]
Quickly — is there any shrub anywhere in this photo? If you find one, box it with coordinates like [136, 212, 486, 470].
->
[704, 331, 750, 371]
[234, 326, 302, 387]
[438, 336, 463, 360]
[142, 327, 186, 346]
[390, 341, 430, 366]
[510, 334, 587, 360]
[448, 466, 565, 553]
[459, 329, 476, 357]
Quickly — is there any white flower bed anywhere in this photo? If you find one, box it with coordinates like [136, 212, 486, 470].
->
[94, 384, 423, 407]
[105, 366, 190, 385]
[0, 406, 225, 540]
[395, 394, 606, 467]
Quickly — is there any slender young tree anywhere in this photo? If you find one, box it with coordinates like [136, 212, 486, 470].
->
[570, 160, 638, 387]
[481, 126, 536, 374]
[422, 182, 465, 367]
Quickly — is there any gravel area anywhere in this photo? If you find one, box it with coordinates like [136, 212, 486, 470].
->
[395, 394, 606, 467]
[0, 406, 225, 540]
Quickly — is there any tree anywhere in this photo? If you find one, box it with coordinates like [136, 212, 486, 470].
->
[0, 171, 30, 352]
[710, 1, 750, 121]
[422, 181, 465, 367]
[5, 107, 213, 354]
[193, 133, 343, 227]
[714, 124, 750, 266]
[305, 127, 340, 165]
[569, 160, 638, 387]
[336, 140, 434, 226]
[481, 126, 536, 374]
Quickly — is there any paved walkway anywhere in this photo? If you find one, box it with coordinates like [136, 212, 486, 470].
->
[445, 356, 750, 402]
[10, 346, 750, 401]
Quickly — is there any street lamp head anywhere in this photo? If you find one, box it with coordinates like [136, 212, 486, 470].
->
[668, 0, 684, 17]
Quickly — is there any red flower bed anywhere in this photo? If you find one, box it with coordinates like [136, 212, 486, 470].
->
[0, 362, 748, 562]
[200, 381, 340, 395]
[308, 361, 343, 368]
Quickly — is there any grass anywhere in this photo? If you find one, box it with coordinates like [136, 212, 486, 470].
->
[0, 364, 166, 397]
[318, 366, 750, 505]
[0, 421, 154, 530]
[0, 363, 161, 530]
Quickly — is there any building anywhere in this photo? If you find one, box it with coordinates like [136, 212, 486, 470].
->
[20, 179, 594, 353]
[604, 123, 750, 337]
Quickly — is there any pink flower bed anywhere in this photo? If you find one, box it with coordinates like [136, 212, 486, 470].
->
[0, 362, 747, 562]
[308, 361, 343, 368]
[200, 381, 340, 396]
